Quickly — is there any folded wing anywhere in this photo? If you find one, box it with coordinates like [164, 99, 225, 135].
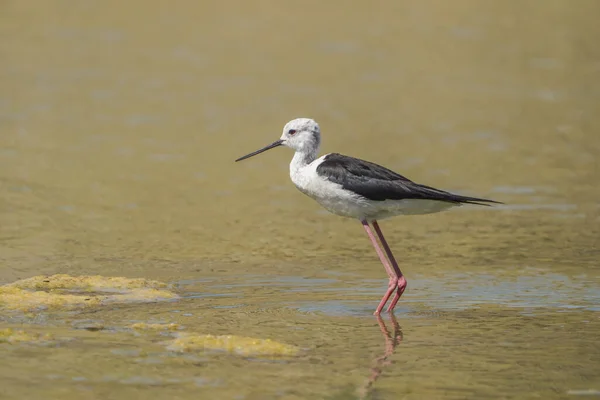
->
[316, 153, 501, 205]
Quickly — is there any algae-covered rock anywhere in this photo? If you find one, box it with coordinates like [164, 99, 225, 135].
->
[0, 286, 103, 311]
[130, 322, 180, 331]
[167, 333, 299, 357]
[6, 274, 169, 291]
[0, 274, 178, 312]
[0, 328, 53, 344]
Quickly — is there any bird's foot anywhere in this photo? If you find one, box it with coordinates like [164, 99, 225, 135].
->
[386, 276, 407, 312]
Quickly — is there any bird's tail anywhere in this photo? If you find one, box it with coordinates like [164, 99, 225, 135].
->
[411, 182, 503, 206]
[453, 195, 503, 207]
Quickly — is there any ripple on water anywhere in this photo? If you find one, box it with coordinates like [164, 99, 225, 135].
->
[491, 185, 555, 194]
[405, 272, 600, 311]
[283, 271, 600, 317]
[177, 270, 600, 317]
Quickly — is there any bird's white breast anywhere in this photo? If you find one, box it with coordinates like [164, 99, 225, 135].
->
[290, 154, 370, 219]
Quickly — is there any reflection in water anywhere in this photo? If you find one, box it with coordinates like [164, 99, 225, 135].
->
[359, 313, 403, 399]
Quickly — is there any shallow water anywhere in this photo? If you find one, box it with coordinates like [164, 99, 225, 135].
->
[1, 1, 599, 399]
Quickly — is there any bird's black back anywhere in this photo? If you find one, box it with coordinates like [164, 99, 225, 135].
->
[316, 153, 500, 205]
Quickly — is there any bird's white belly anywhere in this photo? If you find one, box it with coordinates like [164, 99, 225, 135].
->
[293, 175, 456, 221]
[296, 181, 368, 218]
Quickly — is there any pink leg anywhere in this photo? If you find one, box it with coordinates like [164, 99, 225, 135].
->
[372, 221, 407, 312]
[361, 220, 399, 315]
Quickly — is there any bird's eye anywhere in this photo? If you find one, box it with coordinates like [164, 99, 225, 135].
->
[288, 129, 297, 135]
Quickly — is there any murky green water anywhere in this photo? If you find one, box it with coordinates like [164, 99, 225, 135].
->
[1, 1, 599, 399]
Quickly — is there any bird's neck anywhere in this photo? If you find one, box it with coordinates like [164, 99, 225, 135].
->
[290, 149, 318, 174]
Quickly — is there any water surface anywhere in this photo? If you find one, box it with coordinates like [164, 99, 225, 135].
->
[1, 1, 599, 399]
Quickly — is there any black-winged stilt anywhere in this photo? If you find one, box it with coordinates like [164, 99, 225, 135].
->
[235, 118, 501, 315]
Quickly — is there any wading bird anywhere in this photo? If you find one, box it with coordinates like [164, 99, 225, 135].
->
[235, 118, 500, 315]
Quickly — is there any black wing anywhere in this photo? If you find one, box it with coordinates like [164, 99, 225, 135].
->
[316, 153, 501, 205]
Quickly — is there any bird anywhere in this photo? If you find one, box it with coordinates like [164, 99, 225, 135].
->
[235, 118, 501, 315]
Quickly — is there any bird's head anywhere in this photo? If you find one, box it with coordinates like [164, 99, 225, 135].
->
[279, 118, 321, 153]
[235, 118, 321, 162]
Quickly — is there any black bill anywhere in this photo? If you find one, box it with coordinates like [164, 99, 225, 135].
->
[235, 139, 284, 162]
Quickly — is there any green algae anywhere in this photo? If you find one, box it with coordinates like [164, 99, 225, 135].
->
[130, 322, 180, 332]
[6, 274, 170, 291]
[0, 328, 54, 344]
[167, 333, 300, 357]
[0, 286, 103, 311]
[0, 275, 178, 312]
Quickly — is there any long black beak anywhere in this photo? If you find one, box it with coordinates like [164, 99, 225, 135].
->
[235, 139, 284, 162]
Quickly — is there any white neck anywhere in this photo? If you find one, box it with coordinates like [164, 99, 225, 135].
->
[290, 148, 318, 175]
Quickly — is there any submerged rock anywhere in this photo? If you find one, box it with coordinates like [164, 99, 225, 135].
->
[167, 333, 299, 357]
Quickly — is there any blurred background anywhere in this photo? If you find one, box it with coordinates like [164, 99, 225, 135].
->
[1, 1, 599, 399]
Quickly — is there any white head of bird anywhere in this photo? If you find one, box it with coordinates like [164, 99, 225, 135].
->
[234, 118, 321, 162]
[280, 118, 321, 154]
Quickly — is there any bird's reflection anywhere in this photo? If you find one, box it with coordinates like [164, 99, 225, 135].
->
[359, 312, 403, 399]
